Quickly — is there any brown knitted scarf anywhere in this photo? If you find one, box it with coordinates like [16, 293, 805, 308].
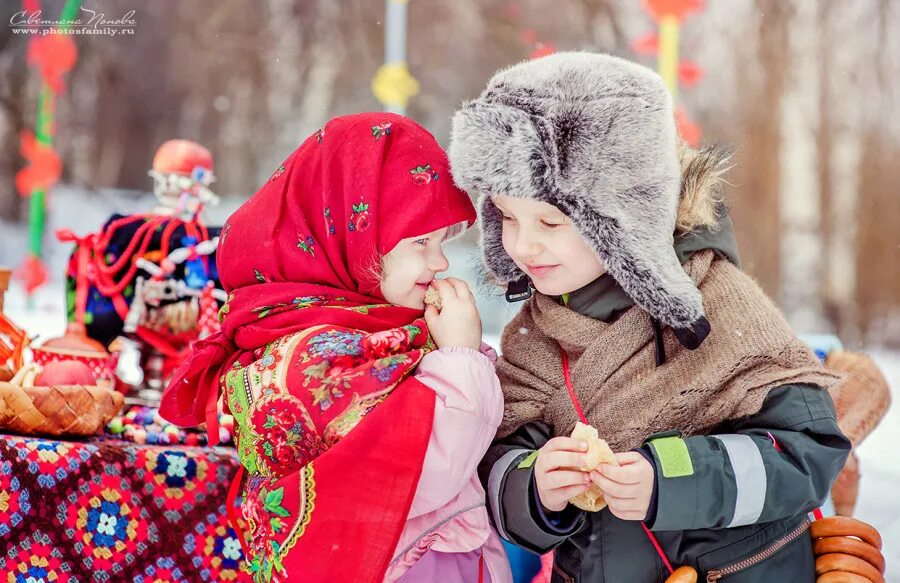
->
[497, 251, 842, 449]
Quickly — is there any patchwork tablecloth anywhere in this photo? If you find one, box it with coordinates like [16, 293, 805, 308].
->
[0, 434, 250, 582]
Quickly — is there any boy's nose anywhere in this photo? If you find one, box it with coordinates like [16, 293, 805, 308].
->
[513, 233, 542, 258]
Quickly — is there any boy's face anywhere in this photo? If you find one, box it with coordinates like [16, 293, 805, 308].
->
[380, 227, 450, 309]
[492, 194, 606, 296]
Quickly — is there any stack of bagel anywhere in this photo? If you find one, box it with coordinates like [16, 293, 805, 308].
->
[812, 516, 885, 583]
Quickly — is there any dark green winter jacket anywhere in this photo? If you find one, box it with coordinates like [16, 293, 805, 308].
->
[478, 216, 851, 582]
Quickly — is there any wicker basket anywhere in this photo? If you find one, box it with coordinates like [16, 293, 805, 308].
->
[0, 380, 124, 437]
[826, 350, 891, 446]
[832, 449, 860, 517]
[825, 350, 892, 517]
[0, 267, 10, 313]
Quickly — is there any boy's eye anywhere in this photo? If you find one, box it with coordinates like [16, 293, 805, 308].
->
[541, 220, 564, 229]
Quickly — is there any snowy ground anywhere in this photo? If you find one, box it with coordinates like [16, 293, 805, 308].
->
[854, 349, 900, 580]
[3, 280, 898, 579]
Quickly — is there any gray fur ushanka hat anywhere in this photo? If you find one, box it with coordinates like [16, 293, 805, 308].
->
[449, 51, 711, 348]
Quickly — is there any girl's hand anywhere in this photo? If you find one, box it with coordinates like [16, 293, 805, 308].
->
[424, 278, 482, 350]
[589, 452, 655, 521]
[534, 437, 592, 513]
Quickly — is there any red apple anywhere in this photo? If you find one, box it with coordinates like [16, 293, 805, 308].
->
[35, 360, 96, 386]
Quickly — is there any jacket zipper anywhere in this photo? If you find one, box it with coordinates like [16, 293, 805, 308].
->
[705, 519, 810, 582]
[389, 501, 485, 566]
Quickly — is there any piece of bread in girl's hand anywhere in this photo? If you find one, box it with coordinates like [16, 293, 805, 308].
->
[568, 422, 618, 512]
[424, 286, 442, 311]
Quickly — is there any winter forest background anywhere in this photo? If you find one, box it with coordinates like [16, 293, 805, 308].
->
[1, 0, 899, 346]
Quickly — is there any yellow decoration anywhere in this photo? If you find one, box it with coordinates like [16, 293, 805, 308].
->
[657, 15, 680, 100]
[372, 63, 420, 109]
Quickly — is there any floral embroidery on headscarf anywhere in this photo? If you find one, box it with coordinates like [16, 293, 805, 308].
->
[410, 164, 439, 185]
[371, 123, 392, 141]
[347, 201, 371, 233]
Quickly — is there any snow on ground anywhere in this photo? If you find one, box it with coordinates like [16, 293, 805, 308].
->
[855, 349, 900, 581]
[4, 281, 899, 578]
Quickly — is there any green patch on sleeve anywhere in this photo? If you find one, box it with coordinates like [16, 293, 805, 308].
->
[517, 451, 539, 469]
[650, 436, 694, 478]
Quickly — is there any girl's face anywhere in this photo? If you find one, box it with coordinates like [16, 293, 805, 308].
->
[493, 194, 606, 296]
[380, 227, 451, 309]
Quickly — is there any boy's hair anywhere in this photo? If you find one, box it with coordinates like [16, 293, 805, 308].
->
[676, 143, 733, 234]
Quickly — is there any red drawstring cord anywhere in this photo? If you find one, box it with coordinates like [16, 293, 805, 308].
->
[559, 347, 675, 575]
[226, 464, 251, 560]
[639, 522, 675, 575]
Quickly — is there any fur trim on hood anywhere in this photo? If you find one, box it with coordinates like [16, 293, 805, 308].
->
[449, 51, 719, 348]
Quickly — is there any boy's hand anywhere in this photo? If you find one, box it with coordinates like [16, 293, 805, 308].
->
[424, 278, 482, 351]
[589, 452, 655, 521]
[534, 437, 592, 513]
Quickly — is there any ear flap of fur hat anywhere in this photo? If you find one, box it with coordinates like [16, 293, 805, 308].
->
[449, 51, 710, 348]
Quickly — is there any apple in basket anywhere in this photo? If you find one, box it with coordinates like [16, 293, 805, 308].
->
[35, 360, 96, 386]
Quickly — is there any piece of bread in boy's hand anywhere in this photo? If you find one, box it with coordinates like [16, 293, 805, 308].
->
[424, 286, 442, 311]
[568, 421, 618, 512]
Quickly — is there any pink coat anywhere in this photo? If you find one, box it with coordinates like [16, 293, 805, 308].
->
[384, 345, 513, 583]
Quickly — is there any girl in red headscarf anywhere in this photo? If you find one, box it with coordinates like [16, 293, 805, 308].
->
[160, 113, 512, 583]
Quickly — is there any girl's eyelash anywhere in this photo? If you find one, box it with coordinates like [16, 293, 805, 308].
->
[541, 221, 564, 229]
[414, 238, 429, 245]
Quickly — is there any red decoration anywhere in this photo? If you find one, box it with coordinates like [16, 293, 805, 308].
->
[643, 0, 703, 22]
[678, 60, 704, 86]
[15, 254, 48, 294]
[530, 42, 557, 60]
[151, 139, 215, 177]
[26, 35, 78, 93]
[505, 1, 521, 20]
[15, 130, 62, 196]
[631, 32, 660, 55]
[675, 108, 702, 147]
[520, 28, 538, 46]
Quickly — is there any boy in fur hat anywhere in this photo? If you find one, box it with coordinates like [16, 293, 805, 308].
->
[449, 52, 851, 582]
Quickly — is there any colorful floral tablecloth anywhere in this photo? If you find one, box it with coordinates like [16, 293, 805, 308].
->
[0, 434, 250, 582]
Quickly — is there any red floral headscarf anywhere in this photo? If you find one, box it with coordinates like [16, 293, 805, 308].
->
[159, 113, 476, 582]
[160, 112, 475, 441]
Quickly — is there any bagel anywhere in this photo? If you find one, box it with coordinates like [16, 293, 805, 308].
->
[811, 517, 882, 551]
[815, 553, 884, 583]
[664, 565, 698, 583]
[814, 537, 885, 574]
[817, 572, 874, 583]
